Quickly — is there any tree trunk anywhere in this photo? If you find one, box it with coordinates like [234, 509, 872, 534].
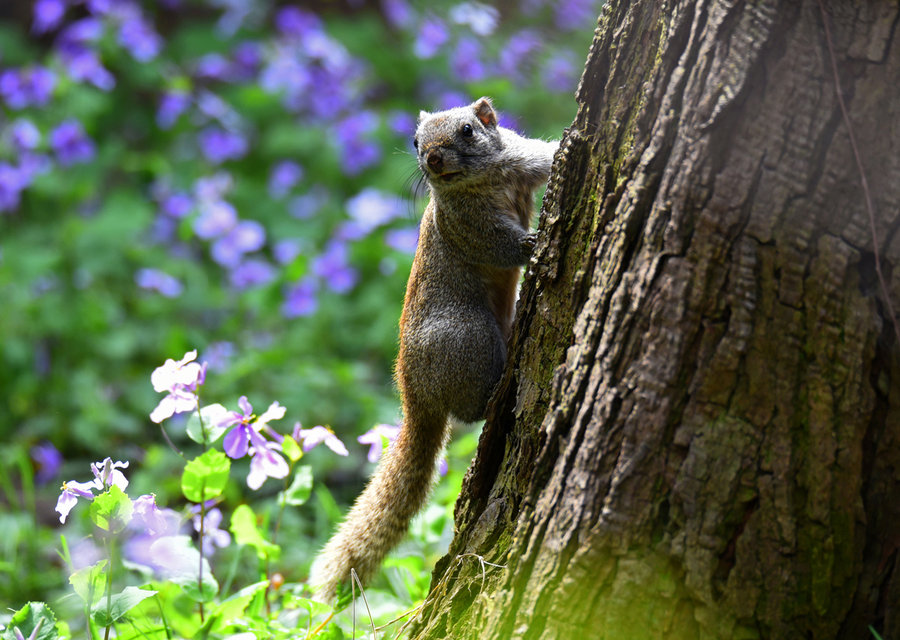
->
[408, 1, 900, 638]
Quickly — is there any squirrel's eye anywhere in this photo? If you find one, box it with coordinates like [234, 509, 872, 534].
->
[461, 124, 474, 137]
[413, 137, 418, 150]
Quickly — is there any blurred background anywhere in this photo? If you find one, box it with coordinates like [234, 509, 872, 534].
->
[0, 0, 598, 615]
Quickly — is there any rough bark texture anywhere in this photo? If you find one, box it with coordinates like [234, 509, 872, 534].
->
[408, 1, 900, 639]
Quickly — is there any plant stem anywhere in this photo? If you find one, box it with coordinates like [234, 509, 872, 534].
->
[103, 535, 114, 640]
[198, 484, 206, 623]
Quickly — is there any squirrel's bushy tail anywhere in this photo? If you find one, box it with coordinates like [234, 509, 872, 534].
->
[308, 405, 448, 602]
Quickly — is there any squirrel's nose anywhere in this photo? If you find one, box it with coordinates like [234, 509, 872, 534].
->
[426, 149, 443, 172]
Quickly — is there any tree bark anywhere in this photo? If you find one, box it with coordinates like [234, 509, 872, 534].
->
[408, 1, 900, 638]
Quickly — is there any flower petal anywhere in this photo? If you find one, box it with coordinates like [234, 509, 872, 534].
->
[223, 425, 250, 458]
[256, 401, 286, 425]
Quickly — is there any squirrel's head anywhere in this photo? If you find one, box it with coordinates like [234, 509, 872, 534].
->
[414, 97, 502, 188]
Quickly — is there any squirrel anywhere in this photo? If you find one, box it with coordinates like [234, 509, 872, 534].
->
[308, 97, 558, 603]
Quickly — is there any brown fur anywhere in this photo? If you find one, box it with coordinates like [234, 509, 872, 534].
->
[308, 98, 557, 602]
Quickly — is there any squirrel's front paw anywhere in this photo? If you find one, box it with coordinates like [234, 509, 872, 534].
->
[522, 232, 537, 256]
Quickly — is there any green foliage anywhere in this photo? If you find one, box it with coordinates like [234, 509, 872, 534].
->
[231, 504, 280, 561]
[280, 465, 313, 507]
[2, 0, 599, 635]
[182, 450, 231, 503]
[1, 602, 60, 640]
[69, 560, 108, 608]
[89, 486, 133, 533]
[90, 586, 157, 627]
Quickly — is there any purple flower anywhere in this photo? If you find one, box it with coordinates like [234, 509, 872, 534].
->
[194, 53, 233, 81]
[293, 424, 349, 456]
[191, 506, 231, 555]
[31, 442, 63, 485]
[229, 259, 276, 290]
[201, 341, 235, 373]
[0, 66, 56, 109]
[247, 441, 290, 490]
[194, 172, 233, 201]
[288, 188, 327, 220]
[220, 397, 289, 489]
[555, 0, 598, 31]
[542, 51, 579, 93]
[259, 47, 311, 107]
[387, 110, 416, 137]
[49, 120, 95, 166]
[84, 0, 112, 15]
[334, 111, 381, 175]
[150, 389, 197, 424]
[118, 15, 162, 62]
[131, 494, 180, 537]
[55, 458, 130, 523]
[345, 188, 404, 237]
[282, 278, 318, 318]
[210, 0, 253, 36]
[33, 0, 67, 34]
[199, 128, 248, 164]
[91, 457, 130, 491]
[9, 119, 40, 151]
[414, 16, 449, 59]
[131, 535, 202, 580]
[275, 6, 321, 37]
[211, 219, 266, 267]
[193, 200, 238, 240]
[17, 152, 51, 183]
[436, 90, 469, 111]
[136, 268, 183, 298]
[232, 41, 262, 79]
[385, 226, 420, 254]
[268, 160, 304, 199]
[498, 30, 542, 82]
[273, 239, 302, 265]
[55, 479, 96, 523]
[150, 350, 206, 423]
[157, 91, 191, 129]
[58, 45, 115, 91]
[160, 192, 193, 218]
[358, 424, 400, 463]
[313, 240, 358, 293]
[124, 495, 184, 574]
[198, 91, 239, 125]
[450, 3, 499, 35]
[58, 16, 103, 42]
[221, 397, 286, 459]
[0, 164, 26, 213]
[381, 0, 413, 29]
[451, 37, 486, 83]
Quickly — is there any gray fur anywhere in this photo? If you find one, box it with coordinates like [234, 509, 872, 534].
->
[308, 97, 557, 603]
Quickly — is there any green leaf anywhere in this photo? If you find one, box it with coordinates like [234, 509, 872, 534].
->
[204, 581, 268, 633]
[91, 587, 157, 626]
[185, 403, 230, 445]
[173, 563, 219, 603]
[230, 504, 280, 560]
[279, 465, 313, 507]
[1, 602, 60, 640]
[181, 449, 230, 503]
[89, 485, 133, 533]
[68, 560, 108, 607]
[281, 434, 303, 463]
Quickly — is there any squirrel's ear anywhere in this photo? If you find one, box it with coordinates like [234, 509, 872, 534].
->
[418, 110, 430, 123]
[473, 97, 497, 127]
